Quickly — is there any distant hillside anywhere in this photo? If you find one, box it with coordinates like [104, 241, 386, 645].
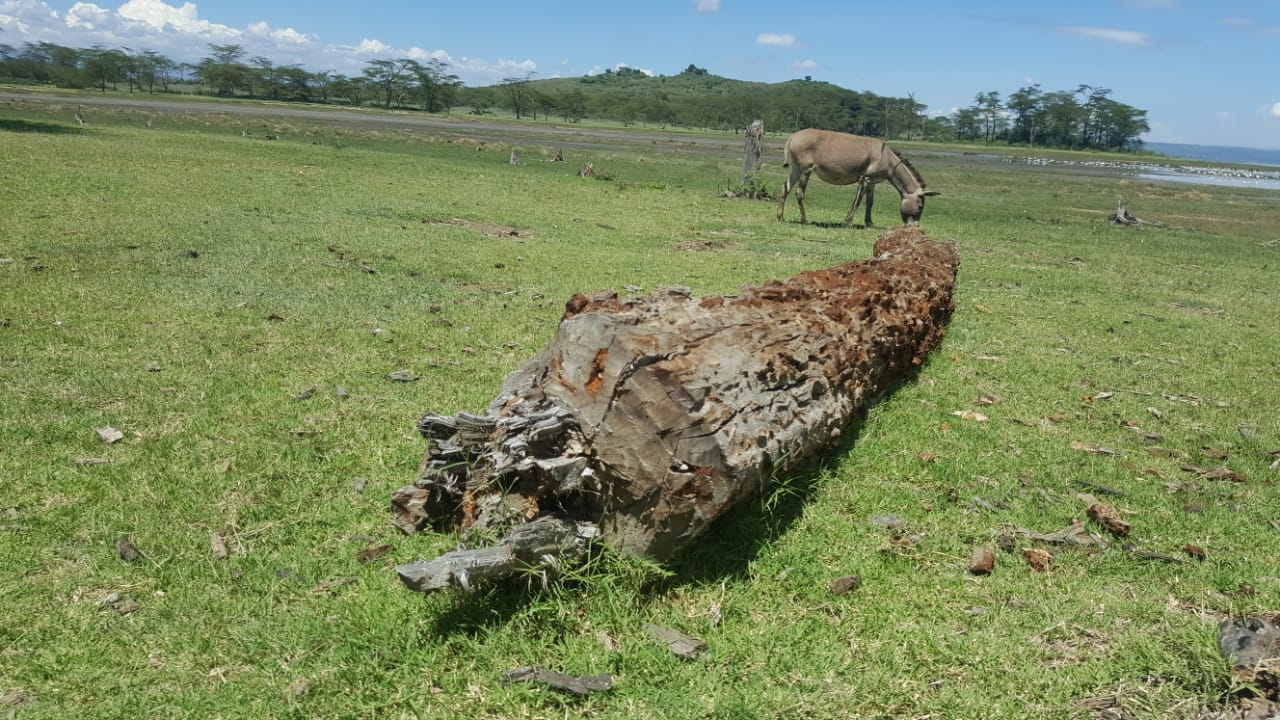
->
[456, 65, 930, 139]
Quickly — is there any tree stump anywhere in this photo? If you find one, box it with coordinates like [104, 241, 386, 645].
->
[392, 226, 959, 592]
[742, 119, 765, 181]
[1108, 195, 1163, 227]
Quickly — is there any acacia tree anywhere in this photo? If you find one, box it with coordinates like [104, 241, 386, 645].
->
[408, 58, 460, 112]
[972, 91, 1004, 142]
[557, 89, 587, 123]
[251, 56, 281, 99]
[138, 50, 176, 92]
[1039, 90, 1082, 148]
[82, 45, 127, 91]
[950, 107, 982, 141]
[197, 44, 249, 96]
[279, 66, 313, 101]
[499, 73, 538, 119]
[362, 58, 414, 108]
[1006, 84, 1042, 146]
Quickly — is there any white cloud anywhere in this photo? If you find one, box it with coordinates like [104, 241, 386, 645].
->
[1061, 25, 1152, 46]
[117, 0, 212, 32]
[0, 0, 536, 84]
[757, 32, 795, 47]
[1269, 102, 1280, 119]
[65, 2, 112, 30]
[790, 59, 816, 70]
[356, 38, 393, 55]
[693, 0, 720, 13]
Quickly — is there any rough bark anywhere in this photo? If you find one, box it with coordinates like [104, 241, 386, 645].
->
[742, 119, 764, 180]
[392, 226, 958, 592]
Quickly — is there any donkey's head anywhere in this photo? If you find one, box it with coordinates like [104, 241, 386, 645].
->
[900, 190, 942, 225]
[892, 155, 940, 225]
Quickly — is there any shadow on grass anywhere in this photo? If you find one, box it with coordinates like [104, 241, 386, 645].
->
[798, 220, 876, 230]
[0, 118, 83, 134]
[424, 583, 533, 638]
[659, 414, 869, 588]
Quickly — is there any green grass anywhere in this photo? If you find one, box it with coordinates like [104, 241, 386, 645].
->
[2, 97, 1279, 720]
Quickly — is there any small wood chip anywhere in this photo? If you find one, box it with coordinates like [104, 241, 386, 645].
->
[96, 426, 124, 444]
[1069, 440, 1116, 455]
[829, 574, 862, 595]
[116, 535, 145, 562]
[311, 577, 357, 594]
[1024, 547, 1054, 572]
[387, 369, 419, 382]
[644, 623, 707, 660]
[969, 545, 996, 575]
[284, 677, 310, 700]
[1181, 464, 1247, 482]
[356, 544, 393, 564]
[111, 596, 143, 614]
[1083, 498, 1131, 537]
[211, 529, 230, 560]
[501, 667, 613, 695]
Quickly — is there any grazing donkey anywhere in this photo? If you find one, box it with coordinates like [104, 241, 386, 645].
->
[777, 128, 939, 227]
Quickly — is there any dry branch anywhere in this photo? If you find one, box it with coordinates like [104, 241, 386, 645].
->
[1108, 195, 1164, 227]
[392, 226, 958, 592]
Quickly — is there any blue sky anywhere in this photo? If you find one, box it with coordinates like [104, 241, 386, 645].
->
[3, 0, 1278, 149]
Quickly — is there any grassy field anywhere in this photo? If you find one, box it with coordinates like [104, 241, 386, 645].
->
[2, 95, 1279, 720]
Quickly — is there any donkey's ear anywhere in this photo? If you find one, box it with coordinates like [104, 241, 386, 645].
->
[924, 191, 942, 197]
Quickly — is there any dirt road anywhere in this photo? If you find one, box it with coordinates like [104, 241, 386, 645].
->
[0, 89, 760, 157]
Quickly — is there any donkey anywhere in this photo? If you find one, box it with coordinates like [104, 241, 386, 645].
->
[777, 128, 939, 227]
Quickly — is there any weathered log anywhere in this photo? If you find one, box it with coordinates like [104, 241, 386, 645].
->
[392, 226, 958, 592]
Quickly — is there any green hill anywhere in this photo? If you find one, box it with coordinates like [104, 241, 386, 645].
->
[458, 65, 930, 139]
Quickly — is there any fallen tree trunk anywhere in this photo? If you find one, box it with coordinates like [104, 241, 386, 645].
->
[392, 226, 958, 592]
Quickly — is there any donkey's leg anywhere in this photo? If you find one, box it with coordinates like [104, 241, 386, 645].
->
[843, 180, 868, 227]
[863, 182, 876, 228]
[795, 170, 812, 225]
[777, 164, 802, 222]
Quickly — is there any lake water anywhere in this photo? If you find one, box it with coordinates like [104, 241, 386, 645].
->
[1137, 141, 1280, 190]
[987, 151, 1280, 191]
[1143, 142, 1280, 168]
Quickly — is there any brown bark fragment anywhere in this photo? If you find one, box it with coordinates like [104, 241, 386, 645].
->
[645, 623, 708, 660]
[1024, 548, 1054, 572]
[501, 667, 613, 695]
[969, 545, 996, 575]
[830, 575, 863, 595]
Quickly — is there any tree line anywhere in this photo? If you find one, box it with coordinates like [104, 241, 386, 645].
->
[0, 41, 1149, 152]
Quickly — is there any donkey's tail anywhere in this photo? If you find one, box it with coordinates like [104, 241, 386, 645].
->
[781, 137, 792, 168]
